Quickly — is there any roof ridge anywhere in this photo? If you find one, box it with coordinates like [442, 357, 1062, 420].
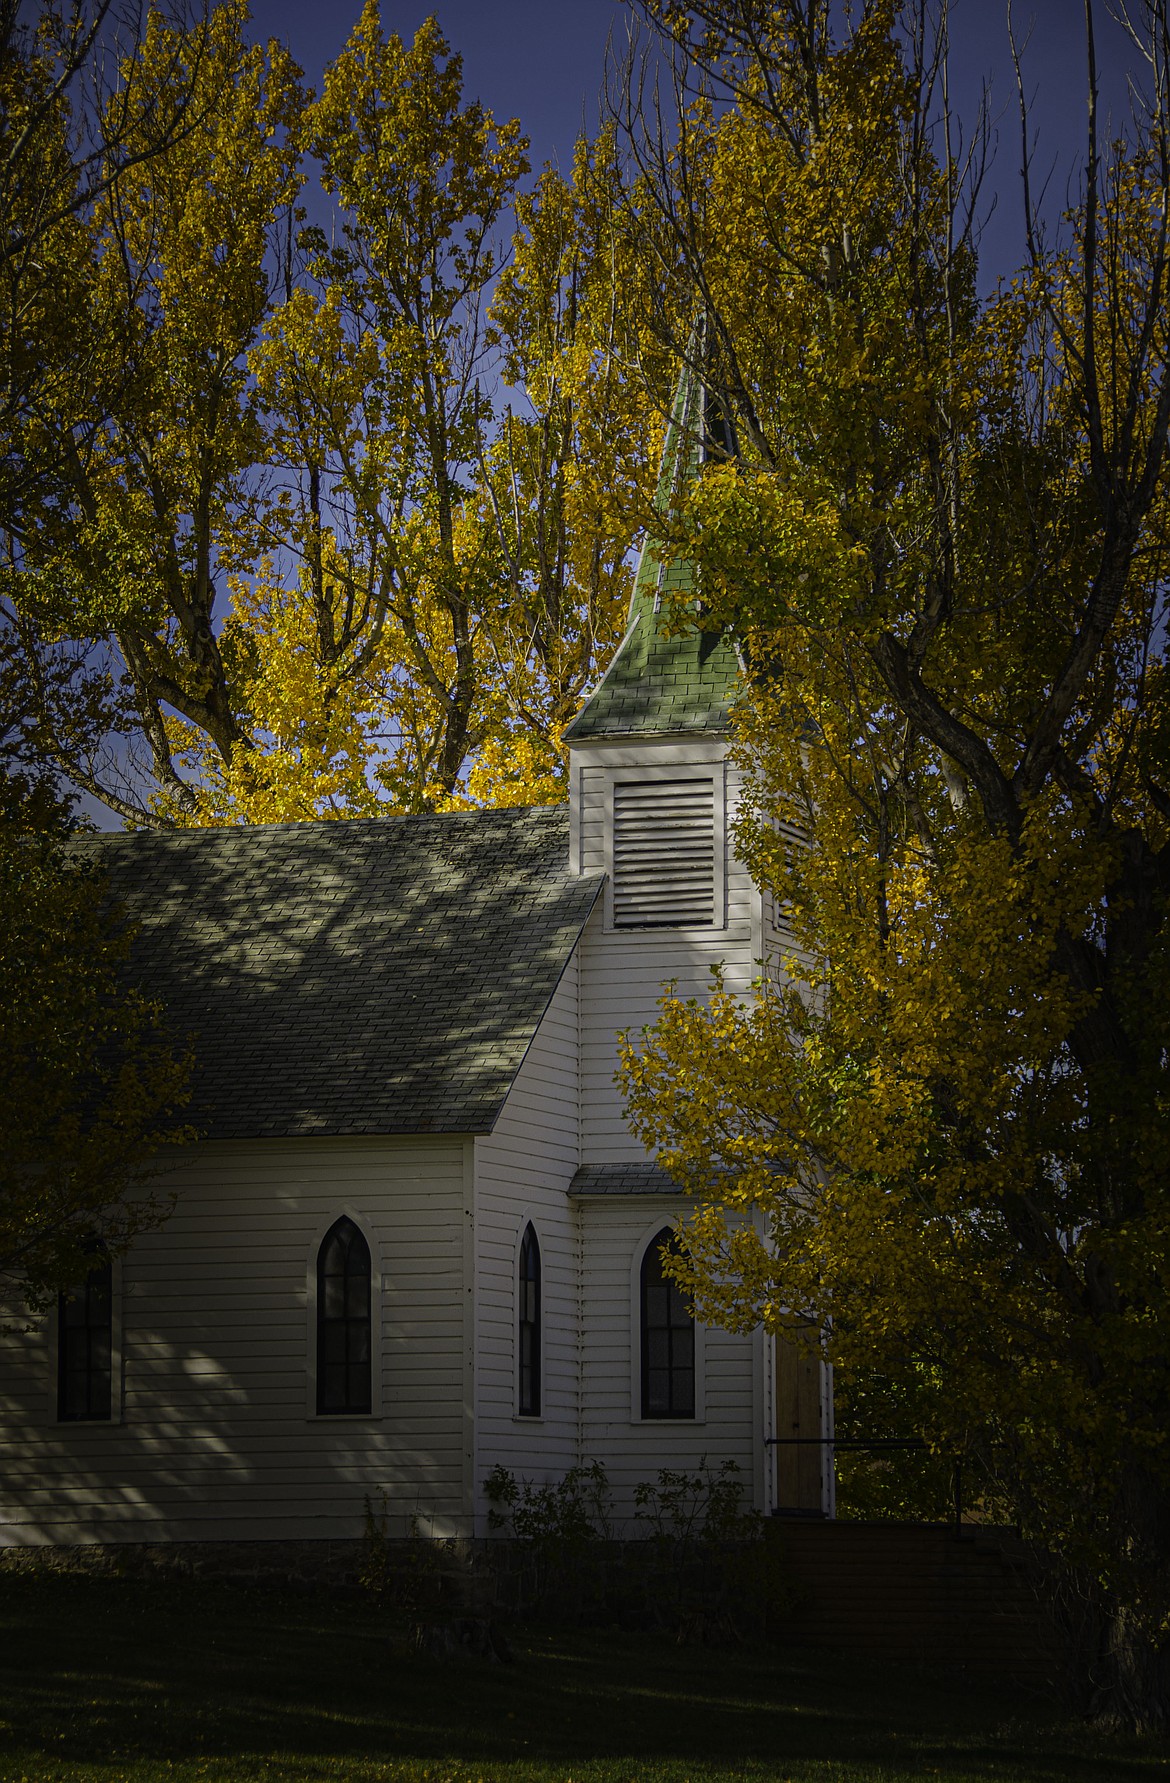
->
[82, 804, 570, 844]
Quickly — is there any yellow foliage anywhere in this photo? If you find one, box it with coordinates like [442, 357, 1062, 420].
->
[618, 2, 1170, 1677]
[6, 10, 660, 825]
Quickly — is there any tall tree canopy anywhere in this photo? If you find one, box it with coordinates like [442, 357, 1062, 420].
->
[615, 0, 1170, 1730]
[0, 774, 191, 1305]
[0, 1, 207, 1300]
[0, 0, 217, 529]
[3, 1, 664, 823]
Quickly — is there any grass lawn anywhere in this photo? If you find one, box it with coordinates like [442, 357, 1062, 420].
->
[0, 1574, 1164, 1783]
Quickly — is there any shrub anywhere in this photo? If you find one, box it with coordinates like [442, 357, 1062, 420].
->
[359, 1494, 446, 1614]
[633, 1458, 768, 1638]
[483, 1461, 612, 1616]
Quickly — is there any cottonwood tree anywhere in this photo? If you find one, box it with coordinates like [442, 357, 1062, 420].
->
[0, 0, 215, 532]
[168, 19, 663, 820]
[0, 0, 201, 1285]
[4, 0, 303, 822]
[468, 126, 674, 807]
[0, 772, 191, 1305]
[5, 4, 662, 823]
[615, 0, 1170, 1730]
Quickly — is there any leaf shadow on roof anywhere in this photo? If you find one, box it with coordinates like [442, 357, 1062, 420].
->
[83, 808, 602, 1141]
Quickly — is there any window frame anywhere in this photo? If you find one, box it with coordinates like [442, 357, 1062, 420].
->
[516, 1219, 542, 1419]
[630, 1218, 705, 1424]
[306, 1210, 382, 1421]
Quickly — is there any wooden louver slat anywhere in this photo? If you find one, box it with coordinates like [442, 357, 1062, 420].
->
[612, 779, 716, 927]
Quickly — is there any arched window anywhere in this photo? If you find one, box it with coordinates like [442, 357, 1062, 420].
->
[518, 1223, 541, 1417]
[316, 1217, 372, 1415]
[58, 1256, 112, 1422]
[640, 1227, 694, 1419]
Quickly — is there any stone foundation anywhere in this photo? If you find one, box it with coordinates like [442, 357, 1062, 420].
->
[0, 1537, 398, 1590]
[0, 1532, 770, 1631]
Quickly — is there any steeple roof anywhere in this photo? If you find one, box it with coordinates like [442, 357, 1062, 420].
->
[562, 354, 740, 743]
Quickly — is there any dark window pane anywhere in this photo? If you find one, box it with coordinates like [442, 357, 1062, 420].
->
[644, 1277, 668, 1323]
[518, 1224, 541, 1416]
[646, 1372, 669, 1414]
[321, 1364, 346, 1409]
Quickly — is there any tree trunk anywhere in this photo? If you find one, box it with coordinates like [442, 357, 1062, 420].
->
[1100, 1605, 1170, 1733]
[1093, 1467, 1170, 1732]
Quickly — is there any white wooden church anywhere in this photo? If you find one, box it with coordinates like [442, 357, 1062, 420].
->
[0, 373, 829, 1552]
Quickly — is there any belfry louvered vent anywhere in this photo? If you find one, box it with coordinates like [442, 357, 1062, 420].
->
[612, 779, 716, 928]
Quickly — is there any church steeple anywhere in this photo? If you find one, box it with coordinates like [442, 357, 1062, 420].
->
[562, 351, 740, 744]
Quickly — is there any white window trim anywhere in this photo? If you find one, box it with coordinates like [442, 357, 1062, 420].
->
[305, 1208, 383, 1421]
[49, 1254, 124, 1426]
[512, 1211, 546, 1423]
[602, 758, 727, 934]
[629, 1214, 706, 1425]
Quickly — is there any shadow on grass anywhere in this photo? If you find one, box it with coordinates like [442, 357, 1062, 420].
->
[0, 1574, 1163, 1782]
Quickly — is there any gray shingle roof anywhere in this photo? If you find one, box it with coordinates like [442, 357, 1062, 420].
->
[80, 808, 601, 1141]
[569, 1163, 683, 1196]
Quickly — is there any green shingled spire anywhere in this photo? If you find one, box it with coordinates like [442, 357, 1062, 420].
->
[562, 352, 740, 743]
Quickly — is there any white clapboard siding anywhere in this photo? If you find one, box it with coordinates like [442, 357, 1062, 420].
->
[762, 819, 820, 993]
[575, 1197, 760, 1524]
[0, 1135, 472, 1546]
[473, 955, 580, 1522]
[571, 740, 762, 1164]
